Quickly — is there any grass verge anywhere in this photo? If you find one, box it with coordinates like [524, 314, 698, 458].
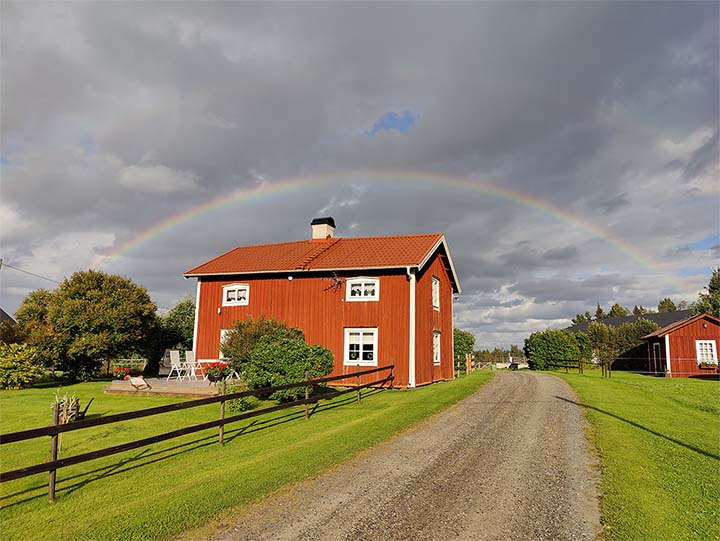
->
[1, 371, 492, 540]
[553, 369, 719, 540]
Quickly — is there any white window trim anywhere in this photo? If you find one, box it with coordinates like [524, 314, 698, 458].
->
[219, 329, 232, 359]
[345, 277, 380, 302]
[695, 340, 718, 364]
[433, 331, 441, 366]
[432, 276, 440, 311]
[343, 327, 378, 366]
[222, 283, 250, 306]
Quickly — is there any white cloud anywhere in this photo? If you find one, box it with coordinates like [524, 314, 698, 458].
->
[117, 164, 199, 193]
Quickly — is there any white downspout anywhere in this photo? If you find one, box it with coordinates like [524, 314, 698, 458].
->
[664, 335, 671, 376]
[407, 267, 416, 388]
[192, 280, 201, 354]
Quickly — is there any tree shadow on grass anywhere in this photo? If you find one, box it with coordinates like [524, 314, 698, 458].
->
[555, 395, 720, 460]
[1, 388, 389, 509]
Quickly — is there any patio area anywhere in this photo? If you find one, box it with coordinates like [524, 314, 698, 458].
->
[104, 377, 222, 397]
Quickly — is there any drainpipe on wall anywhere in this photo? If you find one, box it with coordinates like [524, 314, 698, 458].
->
[407, 267, 416, 388]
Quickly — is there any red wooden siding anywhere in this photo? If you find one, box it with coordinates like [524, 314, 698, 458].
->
[667, 317, 720, 377]
[414, 253, 454, 385]
[195, 269, 412, 386]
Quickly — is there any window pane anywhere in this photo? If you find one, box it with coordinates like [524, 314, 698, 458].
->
[226, 290, 236, 302]
[350, 284, 362, 297]
[237, 288, 247, 302]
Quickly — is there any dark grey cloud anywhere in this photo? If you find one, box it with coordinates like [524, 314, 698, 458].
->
[1, 2, 717, 347]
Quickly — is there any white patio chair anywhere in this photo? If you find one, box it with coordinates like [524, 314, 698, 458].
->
[166, 350, 186, 380]
[185, 351, 203, 380]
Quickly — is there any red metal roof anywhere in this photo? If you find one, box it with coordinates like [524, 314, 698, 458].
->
[185, 233, 447, 276]
[642, 313, 720, 339]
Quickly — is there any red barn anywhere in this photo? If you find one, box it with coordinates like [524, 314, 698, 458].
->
[642, 313, 720, 377]
[184, 217, 461, 388]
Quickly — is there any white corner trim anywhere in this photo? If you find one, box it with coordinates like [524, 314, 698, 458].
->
[408, 268, 416, 388]
[664, 335, 671, 374]
[192, 280, 200, 353]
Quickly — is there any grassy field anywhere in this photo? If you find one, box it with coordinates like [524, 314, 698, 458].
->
[0, 371, 492, 540]
[553, 369, 719, 540]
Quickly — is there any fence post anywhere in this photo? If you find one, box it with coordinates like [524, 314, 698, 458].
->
[219, 380, 226, 446]
[304, 370, 310, 420]
[48, 402, 59, 503]
[356, 369, 361, 403]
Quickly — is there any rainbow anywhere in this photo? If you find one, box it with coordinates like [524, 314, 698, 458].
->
[94, 169, 677, 283]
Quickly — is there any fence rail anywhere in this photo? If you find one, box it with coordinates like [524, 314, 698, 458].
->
[0, 364, 394, 502]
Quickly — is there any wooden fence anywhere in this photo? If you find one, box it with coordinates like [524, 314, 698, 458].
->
[546, 359, 612, 377]
[0, 364, 394, 502]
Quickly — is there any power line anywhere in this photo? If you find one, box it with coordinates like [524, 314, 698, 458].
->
[0, 259, 61, 284]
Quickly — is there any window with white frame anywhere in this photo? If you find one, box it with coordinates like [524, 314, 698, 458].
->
[222, 283, 249, 306]
[432, 276, 440, 310]
[346, 278, 379, 302]
[433, 331, 441, 365]
[696, 340, 718, 364]
[344, 328, 378, 366]
[219, 329, 231, 359]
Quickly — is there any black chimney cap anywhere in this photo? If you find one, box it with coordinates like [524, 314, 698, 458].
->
[311, 217, 336, 227]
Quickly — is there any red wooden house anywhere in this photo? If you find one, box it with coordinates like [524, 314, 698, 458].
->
[184, 217, 461, 388]
[642, 313, 719, 377]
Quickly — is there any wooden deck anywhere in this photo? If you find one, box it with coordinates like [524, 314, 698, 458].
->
[104, 378, 221, 397]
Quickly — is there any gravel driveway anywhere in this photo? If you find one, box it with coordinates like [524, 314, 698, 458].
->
[203, 371, 601, 541]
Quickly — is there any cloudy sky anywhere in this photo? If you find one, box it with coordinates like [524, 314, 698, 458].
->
[1, 2, 718, 348]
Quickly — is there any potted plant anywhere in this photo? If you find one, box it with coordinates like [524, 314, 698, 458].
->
[204, 361, 232, 382]
[698, 361, 718, 370]
[113, 367, 131, 380]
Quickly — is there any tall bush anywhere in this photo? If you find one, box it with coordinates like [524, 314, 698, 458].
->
[220, 317, 303, 373]
[0, 343, 45, 389]
[524, 329, 590, 370]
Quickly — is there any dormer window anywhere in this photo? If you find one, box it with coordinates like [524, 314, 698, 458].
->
[222, 284, 249, 306]
[346, 278, 379, 302]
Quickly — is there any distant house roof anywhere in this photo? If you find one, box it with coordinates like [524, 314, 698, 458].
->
[185, 233, 461, 293]
[0, 308, 16, 326]
[566, 309, 694, 333]
[641, 313, 720, 339]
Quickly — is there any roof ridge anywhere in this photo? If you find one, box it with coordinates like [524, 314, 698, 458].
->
[295, 238, 340, 270]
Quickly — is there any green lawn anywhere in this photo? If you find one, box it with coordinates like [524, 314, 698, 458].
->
[0, 371, 492, 540]
[553, 369, 720, 540]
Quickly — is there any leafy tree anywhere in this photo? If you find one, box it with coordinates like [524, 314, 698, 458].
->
[246, 336, 334, 401]
[693, 268, 720, 318]
[586, 318, 659, 370]
[608, 303, 630, 317]
[524, 329, 591, 370]
[162, 296, 195, 350]
[0, 321, 23, 345]
[594, 303, 605, 320]
[0, 343, 46, 389]
[632, 305, 653, 315]
[572, 312, 592, 325]
[220, 316, 303, 373]
[453, 328, 475, 358]
[677, 300, 689, 310]
[657, 298, 677, 313]
[48, 270, 158, 380]
[14, 289, 60, 368]
[509, 344, 524, 358]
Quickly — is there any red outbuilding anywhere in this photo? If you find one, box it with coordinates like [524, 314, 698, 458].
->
[642, 313, 720, 377]
[184, 217, 461, 388]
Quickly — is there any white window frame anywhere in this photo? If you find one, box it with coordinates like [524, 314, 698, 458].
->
[222, 283, 249, 306]
[433, 331, 441, 365]
[345, 277, 380, 302]
[344, 327, 378, 366]
[219, 329, 232, 359]
[695, 340, 718, 364]
[432, 276, 440, 310]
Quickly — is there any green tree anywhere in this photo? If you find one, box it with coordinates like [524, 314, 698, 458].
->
[586, 318, 659, 370]
[453, 328, 476, 358]
[594, 303, 605, 320]
[693, 268, 720, 318]
[14, 289, 61, 368]
[0, 343, 46, 389]
[572, 312, 592, 325]
[608, 303, 630, 317]
[162, 296, 195, 350]
[632, 305, 653, 315]
[48, 270, 158, 380]
[523, 329, 590, 370]
[657, 298, 677, 313]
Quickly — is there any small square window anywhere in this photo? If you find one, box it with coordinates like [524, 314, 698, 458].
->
[222, 284, 250, 306]
[344, 328, 378, 366]
[346, 278, 379, 302]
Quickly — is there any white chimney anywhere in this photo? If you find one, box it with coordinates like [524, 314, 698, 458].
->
[311, 217, 335, 239]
